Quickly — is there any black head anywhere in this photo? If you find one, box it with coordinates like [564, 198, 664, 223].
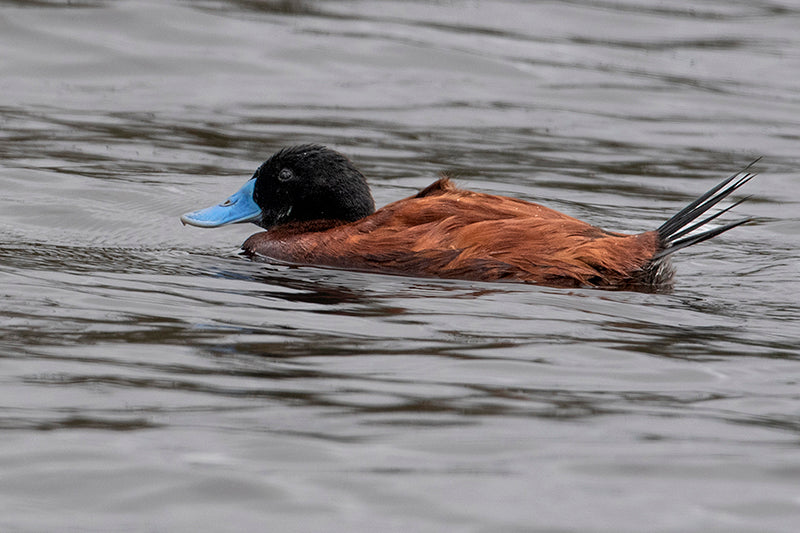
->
[251, 144, 375, 229]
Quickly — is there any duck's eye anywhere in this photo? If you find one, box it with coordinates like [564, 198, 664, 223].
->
[278, 168, 294, 182]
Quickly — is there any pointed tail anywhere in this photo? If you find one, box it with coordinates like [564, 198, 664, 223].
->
[653, 160, 758, 260]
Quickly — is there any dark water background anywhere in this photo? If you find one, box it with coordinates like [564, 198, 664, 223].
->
[2, 1, 800, 531]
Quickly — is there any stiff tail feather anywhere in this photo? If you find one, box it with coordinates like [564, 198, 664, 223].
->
[653, 159, 758, 260]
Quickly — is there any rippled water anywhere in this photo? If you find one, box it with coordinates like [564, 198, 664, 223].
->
[2, 1, 800, 531]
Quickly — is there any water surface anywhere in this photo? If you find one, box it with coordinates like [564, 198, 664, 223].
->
[1, 1, 800, 531]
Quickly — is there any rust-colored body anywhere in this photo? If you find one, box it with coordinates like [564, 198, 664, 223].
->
[242, 178, 663, 288]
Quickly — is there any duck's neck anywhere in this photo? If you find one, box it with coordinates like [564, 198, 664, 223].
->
[266, 219, 351, 235]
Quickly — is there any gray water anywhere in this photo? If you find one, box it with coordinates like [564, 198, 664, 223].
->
[2, 1, 800, 531]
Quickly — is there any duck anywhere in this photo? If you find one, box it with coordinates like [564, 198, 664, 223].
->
[180, 144, 755, 290]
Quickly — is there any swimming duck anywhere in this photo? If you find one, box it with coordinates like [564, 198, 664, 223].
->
[181, 144, 754, 290]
